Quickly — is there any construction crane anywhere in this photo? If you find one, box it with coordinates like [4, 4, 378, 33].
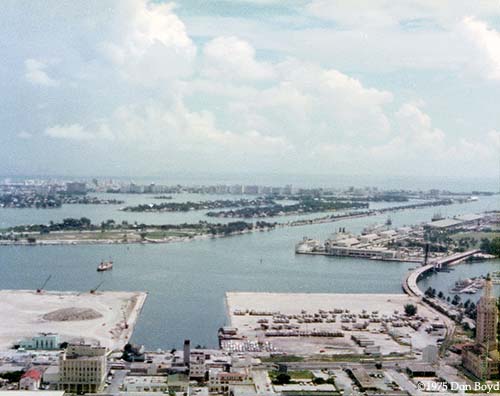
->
[90, 281, 104, 294]
[37, 275, 52, 293]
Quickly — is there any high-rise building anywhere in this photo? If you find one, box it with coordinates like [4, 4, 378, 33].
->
[58, 343, 107, 394]
[462, 276, 499, 379]
[476, 276, 498, 351]
[183, 339, 191, 367]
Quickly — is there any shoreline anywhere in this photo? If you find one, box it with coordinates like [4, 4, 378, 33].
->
[0, 289, 148, 352]
[0, 198, 471, 247]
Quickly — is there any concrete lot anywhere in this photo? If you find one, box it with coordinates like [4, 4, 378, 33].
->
[226, 292, 444, 356]
[0, 289, 147, 351]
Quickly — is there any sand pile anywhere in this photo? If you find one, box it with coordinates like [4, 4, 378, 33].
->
[42, 307, 103, 321]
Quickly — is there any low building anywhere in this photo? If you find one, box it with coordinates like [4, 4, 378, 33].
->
[273, 384, 337, 396]
[19, 369, 42, 390]
[462, 344, 499, 379]
[58, 343, 107, 394]
[405, 363, 436, 377]
[346, 368, 378, 392]
[167, 373, 190, 393]
[123, 376, 168, 392]
[43, 365, 60, 385]
[326, 246, 402, 260]
[208, 369, 251, 394]
[422, 345, 439, 364]
[66, 182, 87, 194]
[190, 351, 207, 380]
[19, 333, 60, 350]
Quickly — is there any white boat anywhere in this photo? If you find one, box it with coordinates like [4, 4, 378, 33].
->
[97, 260, 113, 272]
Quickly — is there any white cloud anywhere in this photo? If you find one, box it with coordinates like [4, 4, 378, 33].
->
[6, 0, 500, 177]
[202, 36, 275, 80]
[214, 59, 394, 143]
[461, 17, 500, 81]
[99, 0, 197, 83]
[24, 59, 58, 87]
[43, 99, 291, 168]
[17, 131, 32, 139]
[313, 102, 499, 177]
[44, 124, 113, 141]
[488, 130, 500, 148]
[395, 103, 445, 148]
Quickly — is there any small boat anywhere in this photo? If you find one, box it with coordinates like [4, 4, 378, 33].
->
[97, 260, 113, 272]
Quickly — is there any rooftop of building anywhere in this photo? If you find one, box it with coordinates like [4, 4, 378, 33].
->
[21, 368, 42, 381]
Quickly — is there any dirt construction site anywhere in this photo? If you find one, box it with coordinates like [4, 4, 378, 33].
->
[0, 289, 147, 351]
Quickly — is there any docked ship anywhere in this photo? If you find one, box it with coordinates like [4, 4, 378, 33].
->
[295, 237, 323, 254]
[97, 260, 113, 272]
[431, 212, 444, 222]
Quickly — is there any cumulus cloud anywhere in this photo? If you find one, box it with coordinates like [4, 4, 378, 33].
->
[310, 99, 497, 175]
[43, 100, 291, 167]
[24, 59, 58, 87]
[99, 0, 196, 82]
[461, 17, 500, 80]
[213, 59, 394, 144]
[5, 0, 500, 177]
[202, 36, 275, 80]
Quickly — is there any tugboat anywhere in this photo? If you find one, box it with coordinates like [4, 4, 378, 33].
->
[97, 260, 113, 272]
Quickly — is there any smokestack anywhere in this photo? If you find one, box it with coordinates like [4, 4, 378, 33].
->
[183, 339, 190, 366]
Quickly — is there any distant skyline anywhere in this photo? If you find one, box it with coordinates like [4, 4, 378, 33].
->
[2, 0, 500, 178]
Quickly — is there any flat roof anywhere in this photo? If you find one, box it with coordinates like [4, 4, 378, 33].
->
[427, 219, 462, 228]
[455, 214, 483, 222]
[406, 363, 436, 372]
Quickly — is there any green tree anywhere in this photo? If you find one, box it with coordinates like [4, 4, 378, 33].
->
[491, 238, 500, 257]
[273, 373, 291, 385]
[404, 304, 417, 316]
[452, 295, 461, 306]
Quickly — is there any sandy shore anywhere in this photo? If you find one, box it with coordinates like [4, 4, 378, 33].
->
[0, 289, 147, 352]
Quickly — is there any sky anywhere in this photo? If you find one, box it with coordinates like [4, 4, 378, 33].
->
[2, 0, 500, 179]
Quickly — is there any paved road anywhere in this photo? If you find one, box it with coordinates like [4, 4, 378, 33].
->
[106, 369, 128, 395]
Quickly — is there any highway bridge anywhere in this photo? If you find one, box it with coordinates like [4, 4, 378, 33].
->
[403, 249, 480, 297]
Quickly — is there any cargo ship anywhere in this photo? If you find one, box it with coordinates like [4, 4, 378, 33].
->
[97, 260, 113, 272]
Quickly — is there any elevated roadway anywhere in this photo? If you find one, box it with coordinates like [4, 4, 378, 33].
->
[403, 249, 480, 297]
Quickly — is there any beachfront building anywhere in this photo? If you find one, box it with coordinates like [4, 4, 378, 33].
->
[58, 343, 107, 394]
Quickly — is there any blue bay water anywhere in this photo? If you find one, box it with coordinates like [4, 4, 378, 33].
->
[0, 194, 498, 349]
